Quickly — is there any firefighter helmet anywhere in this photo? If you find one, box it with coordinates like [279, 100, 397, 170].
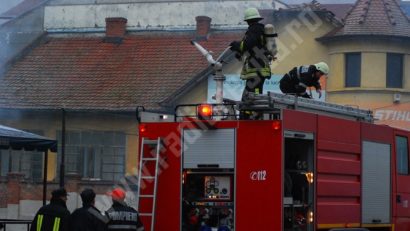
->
[314, 62, 329, 75]
[110, 188, 126, 201]
[244, 8, 263, 21]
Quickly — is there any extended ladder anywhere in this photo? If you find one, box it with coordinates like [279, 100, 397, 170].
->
[137, 137, 162, 231]
[240, 91, 374, 122]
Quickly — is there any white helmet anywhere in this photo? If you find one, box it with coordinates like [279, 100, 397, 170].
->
[314, 62, 329, 75]
[244, 8, 263, 21]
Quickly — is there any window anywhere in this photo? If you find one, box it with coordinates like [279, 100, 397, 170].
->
[57, 130, 126, 181]
[345, 53, 361, 87]
[396, 136, 409, 175]
[0, 130, 44, 181]
[386, 53, 404, 88]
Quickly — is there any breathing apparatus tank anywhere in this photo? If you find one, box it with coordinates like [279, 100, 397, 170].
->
[264, 24, 278, 60]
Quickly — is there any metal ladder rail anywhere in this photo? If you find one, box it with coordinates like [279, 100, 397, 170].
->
[241, 92, 373, 122]
[137, 137, 162, 231]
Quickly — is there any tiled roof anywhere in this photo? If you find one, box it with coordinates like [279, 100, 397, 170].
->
[274, 1, 344, 27]
[323, 0, 410, 38]
[0, 31, 242, 111]
[321, 4, 353, 20]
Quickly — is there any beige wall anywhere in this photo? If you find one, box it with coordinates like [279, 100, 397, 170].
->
[324, 38, 410, 110]
[0, 109, 138, 181]
[271, 13, 334, 75]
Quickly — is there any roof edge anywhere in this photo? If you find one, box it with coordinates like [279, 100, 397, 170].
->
[160, 52, 236, 108]
[317, 34, 410, 43]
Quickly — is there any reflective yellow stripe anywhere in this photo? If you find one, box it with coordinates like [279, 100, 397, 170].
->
[52, 217, 61, 231]
[37, 215, 43, 231]
[239, 41, 244, 52]
[241, 67, 271, 79]
[317, 223, 360, 229]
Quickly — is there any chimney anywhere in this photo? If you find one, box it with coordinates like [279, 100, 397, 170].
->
[105, 17, 127, 44]
[195, 16, 212, 39]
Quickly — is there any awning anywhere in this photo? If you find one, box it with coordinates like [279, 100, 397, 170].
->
[0, 125, 57, 152]
[0, 124, 57, 205]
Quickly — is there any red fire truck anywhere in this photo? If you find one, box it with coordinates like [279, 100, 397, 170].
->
[136, 92, 410, 231]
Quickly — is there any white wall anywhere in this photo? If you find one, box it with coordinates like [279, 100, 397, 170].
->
[44, 0, 275, 31]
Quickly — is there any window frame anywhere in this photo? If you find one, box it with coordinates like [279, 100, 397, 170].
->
[345, 52, 362, 88]
[57, 130, 126, 181]
[386, 53, 404, 88]
[396, 135, 409, 175]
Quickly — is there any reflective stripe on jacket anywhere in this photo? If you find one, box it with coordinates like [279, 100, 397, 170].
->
[30, 198, 70, 231]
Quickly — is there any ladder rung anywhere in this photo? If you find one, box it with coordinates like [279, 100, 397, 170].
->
[143, 140, 160, 145]
[141, 176, 155, 179]
[139, 213, 154, 216]
[139, 195, 155, 198]
[142, 158, 157, 161]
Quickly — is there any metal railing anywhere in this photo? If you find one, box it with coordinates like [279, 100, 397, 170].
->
[0, 220, 31, 231]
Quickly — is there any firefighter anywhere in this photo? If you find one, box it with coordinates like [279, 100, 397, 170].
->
[30, 188, 70, 231]
[106, 188, 144, 231]
[69, 189, 108, 231]
[279, 62, 329, 99]
[229, 7, 272, 102]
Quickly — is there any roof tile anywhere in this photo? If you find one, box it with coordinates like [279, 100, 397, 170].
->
[325, 0, 410, 38]
[0, 31, 243, 111]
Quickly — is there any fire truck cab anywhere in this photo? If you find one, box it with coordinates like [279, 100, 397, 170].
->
[136, 92, 410, 231]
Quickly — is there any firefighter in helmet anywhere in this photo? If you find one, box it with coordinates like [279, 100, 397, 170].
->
[230, 8, 272, 103]
[106, 188, 145, 231]
[279, 62, 329, 99]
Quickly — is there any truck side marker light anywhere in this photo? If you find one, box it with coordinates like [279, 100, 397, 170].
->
[308, 211, 314, 223]
[272, 121, 281, 130]
[139, 125, 147, 134]
[305, 172, 314, 184]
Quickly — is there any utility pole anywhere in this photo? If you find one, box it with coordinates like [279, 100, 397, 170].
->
[59, 108, 66, 187]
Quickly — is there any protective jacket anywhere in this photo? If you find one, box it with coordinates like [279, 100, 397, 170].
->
[69, 205, 108, 231]
[279, 65, 321, 97]
[106, 201, 144, 231]
[230, 22, 271, 80]
[30, 198, 70, 231]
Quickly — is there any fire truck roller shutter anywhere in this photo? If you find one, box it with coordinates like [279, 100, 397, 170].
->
[183, 129, 235, 169]
[362, 141, 391, 224]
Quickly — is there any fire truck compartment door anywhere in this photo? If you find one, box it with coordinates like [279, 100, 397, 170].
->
[362, 141, 391, 224]
[183, 128, 235, 168]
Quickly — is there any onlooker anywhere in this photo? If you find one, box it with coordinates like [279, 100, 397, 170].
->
[69, 188, 108, 231]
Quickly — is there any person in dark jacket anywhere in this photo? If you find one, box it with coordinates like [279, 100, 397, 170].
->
[30, 188, 70, 231]
[279, 62, 329, 99]
[69, 188, 108, 231]
[230, 7, 273, 101]
[106, 188, 144, 231]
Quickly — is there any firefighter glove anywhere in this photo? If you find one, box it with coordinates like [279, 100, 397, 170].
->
[229, 41, 241, 51]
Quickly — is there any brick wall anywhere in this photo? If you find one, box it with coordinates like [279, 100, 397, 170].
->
[0, 179, 7, 208]
[0, 172, 133, 219]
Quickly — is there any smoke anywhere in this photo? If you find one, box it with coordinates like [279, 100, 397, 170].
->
[0, 0, 47, 78]
[0, 0, 24, 15]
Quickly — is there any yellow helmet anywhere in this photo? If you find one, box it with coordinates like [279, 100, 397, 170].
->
[244, 8, 263, 21]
